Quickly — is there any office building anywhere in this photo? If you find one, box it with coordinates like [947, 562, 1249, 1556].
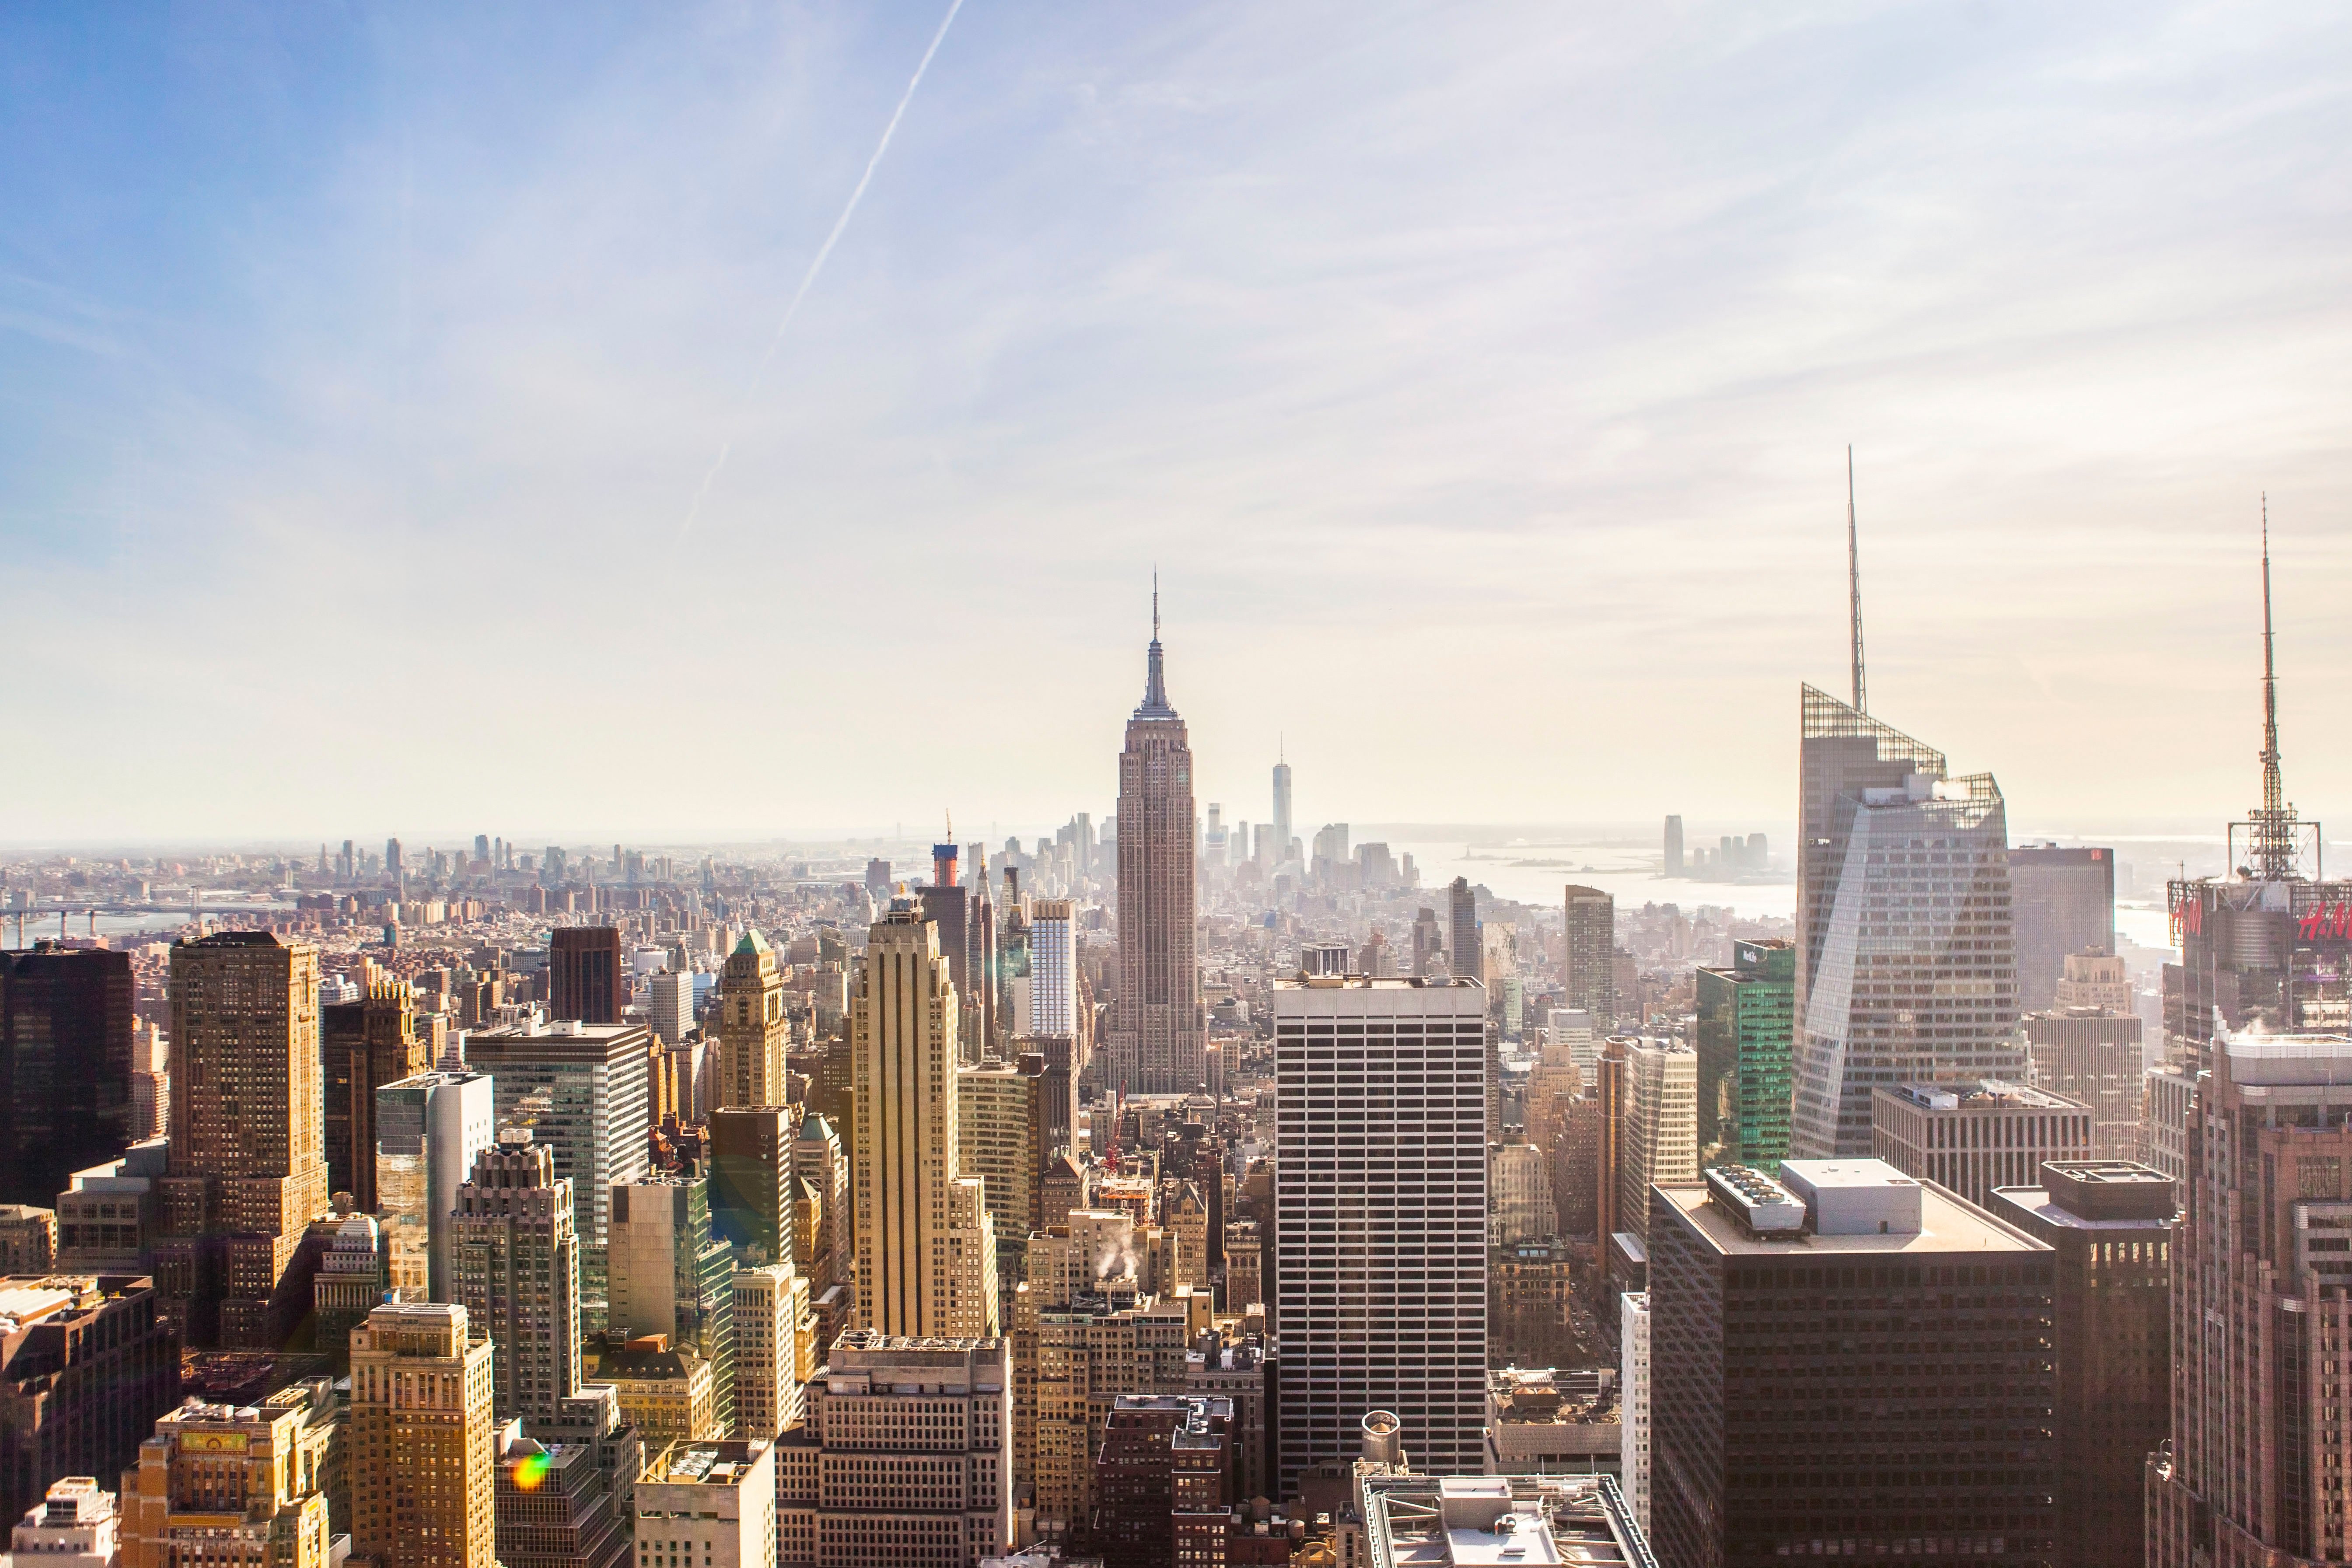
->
[1091, 1394, 1231, 1568]
[609, 1174, 736, 1437]
[647, 970, 694, 1049]
[1487, 1238, 1578, 1369]
[55, 1141, 164, 1275]
[1790, 688, 2021, 1159]
[2022, 1005, 2145, 1159]
[1483, 1365, 1621, 1481]
[1443, 878, 1479, 984]
[731, 1264, 811, 1442]
[708, 1107, 791, 1269]
[1616, 1039, 1697, 1251]
[1357, 1473, 1652, 1568]
[715, 933, 788, 1110]
[1185, 1332, 1272, 1504]
[1487, 1145, 1553, 1246]
[375, 1070, 497, 1302]
[464, 1020, 653, 1321]
[791, 1115, 847, 1296]
[1106, 595, 1206, 1097]
[454, 1131, 581, 1428]
[1647, 1159, 2056, 1566]
[2149, 1024, 2352, 1565]
[2055, 949, 2134, 1012]
[1274, 975, 1487, 1490]
[2006, 844, 2117, 1013]
[311, 1212, 387, 1358]
[1692, 939, 1795, 1169]
[0, 945, 135, 1208]
[1869, 1080, 2093, 1208]
[157, 931, 332, 1348]
[0, 1207, 54, 1274]
[1988, 1162, 2173, 1568]
[784, 1330, 1011, 1567]
[1030, 900, 1077, 1038]
[323, 978, 432, 1211]
[1563, 886, 1616, 1026]
[7, 1477, 118, 1568]
[850, 905, 998, 1339]
[1664, 816, 1684, 874]
[636, 1440, 774, 1568]
[958, 1061, 1041, 1290]
[1621, 1291, 1650, 1535]
[549, 928, 626, 1025]
[2140, 1061, 2197, 1184]
[347, 1301, 497, 1568]
[0, 1275, 177, 1526]
[490, 1424, 629, 1568]
[591, 1334, 715, 1446]
[1271, 758, 1293, 863]
[119, 1390, 335, 1568]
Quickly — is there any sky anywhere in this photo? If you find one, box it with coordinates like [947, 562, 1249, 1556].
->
[4, 1, 2350, 847]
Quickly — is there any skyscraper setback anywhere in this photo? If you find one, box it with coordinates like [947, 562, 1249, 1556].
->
[1788, 686, 2020, 1160]
[1107, 585, 1204, 1096]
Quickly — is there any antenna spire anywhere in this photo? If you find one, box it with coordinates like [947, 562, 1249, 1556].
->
[1136, 571, 1172, 716]
[2252, 495, 2295, 879]
[1848, 445, 1868, 714]
[1153, 567, 1160, 643]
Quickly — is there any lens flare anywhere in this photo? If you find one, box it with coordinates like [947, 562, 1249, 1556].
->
[514, 1451, 551, 1491]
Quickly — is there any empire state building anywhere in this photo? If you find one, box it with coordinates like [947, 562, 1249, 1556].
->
[1108, 587, 1205, 1096]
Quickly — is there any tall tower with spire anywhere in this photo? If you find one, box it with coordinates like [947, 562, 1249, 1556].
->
[1108, 576, 1206, 1096]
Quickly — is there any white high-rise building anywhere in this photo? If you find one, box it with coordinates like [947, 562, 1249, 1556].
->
[1488, 1144, 1555, 1245]
[1621, 1290, 1651, 1537]
[375, 1069, 496, 1301]
[1617, 1039, 1698, 1250]
[1029, 899, 1077, 1038]
[647, 969, 695, 1047]
[1274, 974, 1488, 1490]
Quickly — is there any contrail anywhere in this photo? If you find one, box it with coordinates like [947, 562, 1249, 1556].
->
[678, 0, 969, 538]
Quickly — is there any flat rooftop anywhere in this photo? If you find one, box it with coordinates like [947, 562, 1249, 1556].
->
[1657, 1182, 2047, 1258]
[1988, 1187, 2175, 1233]
[1883, 1080, 2079, 1112]
[1362, 1474, 1649, 1568]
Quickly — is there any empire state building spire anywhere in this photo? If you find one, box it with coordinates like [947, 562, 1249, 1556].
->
[1136, 570, 1175, 718]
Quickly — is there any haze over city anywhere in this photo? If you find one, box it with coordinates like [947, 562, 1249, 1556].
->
[7, 3, 2352, 841]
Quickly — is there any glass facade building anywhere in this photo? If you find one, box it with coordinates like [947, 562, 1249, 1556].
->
[1693, 939, 1794, 1170]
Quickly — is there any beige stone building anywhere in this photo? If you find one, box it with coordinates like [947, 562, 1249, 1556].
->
[591, 1334, 716, 1447]
[119, 1385, 337, 1568]
[347, 1301, 495, 1568]
[716, 932, 790, 1111]
[731, 1264, 812, 1442]
[157, 932, 332, 1348]
[956, 1062, 1039, 1291]
[851, 907, 996, 1339]
[1615, 1038, 1698, 1250]
[636, 1440, 774, 1568]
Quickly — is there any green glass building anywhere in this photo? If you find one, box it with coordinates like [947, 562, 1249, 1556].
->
[1694, 939, 1796, 1170]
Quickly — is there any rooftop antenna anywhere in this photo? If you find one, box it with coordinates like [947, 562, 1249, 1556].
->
[1848, 445, 1868, 714]
[2251, 496, 2297, 881]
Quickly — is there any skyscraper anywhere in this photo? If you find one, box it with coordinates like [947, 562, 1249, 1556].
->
[730, 1264, 810, 1442]
[1562, 886, 1615, 1026]
[463, 1020, 652, 1322]
[1789, 686, 2020, 1159]
[791, 1114, 848, 1296]
[2006, 844, 2118, 1013]
[609, 1173, 736, 1437]
[1616, 1038, 1698, 1250]
[157, 931, 331, 1348]
[1648, 1160, 2057, 1565]
[376, 1071, 496, 1301]
[0, 945, 135, 1208]
[1274, 974, 1488, 1489]
[1663, 816, 1684, 875]
[0, 1274, 178, 1526]
[708, 1107, 791, 1269]
[715, 932, 787, 1109]
[120, 1389, 336, 1568]
[453, 1130, 581, 1428]
[323, 976, 432, 1212]
[851, 903, 998, 1338]
[1691, 939, 1794, 1169]
[548, 928, 626, 1025]
[1108, 586, 1205, 1097]
[347, 1301, 497, 1568]
[2149, 1023, 2352, 1565]
[1029, 899, 1077, 1037]
[1448, 877, 1481, 983]
[956, 1060, 1040, 1291]
[1272, 754, 1293, 861]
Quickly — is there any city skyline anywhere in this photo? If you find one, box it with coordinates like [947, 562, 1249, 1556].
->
[5, 5, 2351, 838]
